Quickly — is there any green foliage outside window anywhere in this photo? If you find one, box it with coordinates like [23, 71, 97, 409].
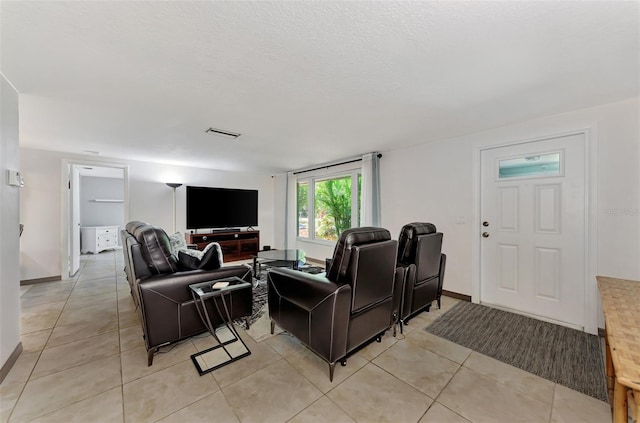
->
[297, 173, 361, 241]
[297, 182, 309, 237]
[315, 177, 352, 241]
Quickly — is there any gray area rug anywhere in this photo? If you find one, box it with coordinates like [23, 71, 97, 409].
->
[425, 301, 608, 402]
[244, 279, 268, 326]
[238, 265, 325, 327]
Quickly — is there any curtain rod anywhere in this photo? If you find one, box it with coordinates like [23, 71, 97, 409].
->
[293, 153, 382, 175]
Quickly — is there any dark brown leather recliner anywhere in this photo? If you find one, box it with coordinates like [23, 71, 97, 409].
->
[267, 227, 399, 381]
[121, 221, 253, 365]
[396, 222, 446, 333]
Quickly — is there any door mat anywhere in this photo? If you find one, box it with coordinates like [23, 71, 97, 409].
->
[425, 301, 608, 402]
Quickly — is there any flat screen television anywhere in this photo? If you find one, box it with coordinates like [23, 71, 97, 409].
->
[186, 186, 258, 230]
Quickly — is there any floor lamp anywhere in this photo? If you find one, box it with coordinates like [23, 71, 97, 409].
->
[166, 183, 182, 233]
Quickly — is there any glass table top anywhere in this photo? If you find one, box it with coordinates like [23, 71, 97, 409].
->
[254, 249, 304, 261]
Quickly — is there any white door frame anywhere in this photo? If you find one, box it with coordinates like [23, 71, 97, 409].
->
[69, 165, 81, 276]
[471, 128, 599, 334]
[60, 159, 130, 280]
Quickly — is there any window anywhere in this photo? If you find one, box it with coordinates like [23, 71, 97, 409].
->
[297, 171, 361, 242]
[314, 176, 351, 241]
[498, 152, 562, 180]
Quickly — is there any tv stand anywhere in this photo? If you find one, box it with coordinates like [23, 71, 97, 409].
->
[186, 230, 260, 262]
[210, 228, 240, 233]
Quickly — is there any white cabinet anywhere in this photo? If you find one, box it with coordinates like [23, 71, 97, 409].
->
[81, 226, 119, 254]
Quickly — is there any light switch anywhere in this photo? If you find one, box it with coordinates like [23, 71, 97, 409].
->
[7, 170, 24, 187]
[455, 216, 466, 224]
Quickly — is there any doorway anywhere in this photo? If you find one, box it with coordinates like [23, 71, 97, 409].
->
[62, 161, 129, 279]
[478, 132, 591, 330]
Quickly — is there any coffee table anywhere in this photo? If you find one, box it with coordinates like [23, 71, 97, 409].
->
[252, 249, 304, 278]
[188, 277, 252, 375]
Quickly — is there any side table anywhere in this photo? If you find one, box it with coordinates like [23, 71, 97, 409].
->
[252, 249, 303, 279]
[189, 277, 252, 375]
[597, 275, 640, 423]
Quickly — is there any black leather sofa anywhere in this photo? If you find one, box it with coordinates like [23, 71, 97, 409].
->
[267, 227, 399, 381]
[121, 221, 253, 365]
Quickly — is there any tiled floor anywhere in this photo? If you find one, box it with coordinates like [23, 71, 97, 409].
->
[1, 251, 611, 422]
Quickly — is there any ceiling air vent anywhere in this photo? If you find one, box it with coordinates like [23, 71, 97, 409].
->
[205, 127, 241, 139]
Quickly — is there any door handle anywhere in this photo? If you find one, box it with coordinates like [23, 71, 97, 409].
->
[482, 232, 490, 238]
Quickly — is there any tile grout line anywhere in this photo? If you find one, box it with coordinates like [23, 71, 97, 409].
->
[368, 358, 438, 418]
[371, 322, 470, 423]
[548, 383, 557, 423]
[114, 251, 126, 423]
[425, 357, 471, 422]
[8, 259, 125, 422]
[461, 352, 557, 409]
[280, 348, 362, 419]
[6, 264, 82, 421]
[453, 364, 555, 421]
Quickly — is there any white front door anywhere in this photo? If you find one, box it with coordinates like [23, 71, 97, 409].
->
[480, 133, 586, 329]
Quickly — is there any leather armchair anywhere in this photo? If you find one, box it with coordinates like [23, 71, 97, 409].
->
[268, 227, 399, 381]
[396, 222, 446, 333]
[121, 221, 253, 365]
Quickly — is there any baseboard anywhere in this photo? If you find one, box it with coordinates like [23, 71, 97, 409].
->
[442, 290, 472, 302]
[0, 342, 23, 384]
[20, 275, 62, 286]
[598, 327, 605, 338]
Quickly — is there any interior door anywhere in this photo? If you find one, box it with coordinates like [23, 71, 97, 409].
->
[480, 133, 586, 328]
[70, 166, 81, 276]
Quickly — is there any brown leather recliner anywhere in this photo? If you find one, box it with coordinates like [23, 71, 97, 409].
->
[396, 222, 446, 333]
[121, 221, 253, 365]
[267, 227, 399, 381]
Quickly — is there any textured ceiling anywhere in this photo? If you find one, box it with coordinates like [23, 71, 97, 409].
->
[2, 1, 638, 173]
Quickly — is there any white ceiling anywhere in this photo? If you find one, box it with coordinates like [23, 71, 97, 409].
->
[2, 1, 638, 173]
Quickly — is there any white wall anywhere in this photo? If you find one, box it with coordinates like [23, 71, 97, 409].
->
[19, 149, 275, 280]
[79, 176, 125, 229]
[19, 151, 64, 280]
[381, 98, 640, 300]
[1, 75, 21, 370]
[272, 98, 640, 310]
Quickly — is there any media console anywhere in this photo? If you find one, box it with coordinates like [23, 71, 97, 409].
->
[186, 230, 260, 262]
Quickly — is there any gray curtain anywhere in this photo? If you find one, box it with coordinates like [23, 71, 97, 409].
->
[361, 152, 381, 226]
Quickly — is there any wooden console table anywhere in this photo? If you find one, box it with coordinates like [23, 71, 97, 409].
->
[185, 230, 259, 261]
[597, 276, 640, 423]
